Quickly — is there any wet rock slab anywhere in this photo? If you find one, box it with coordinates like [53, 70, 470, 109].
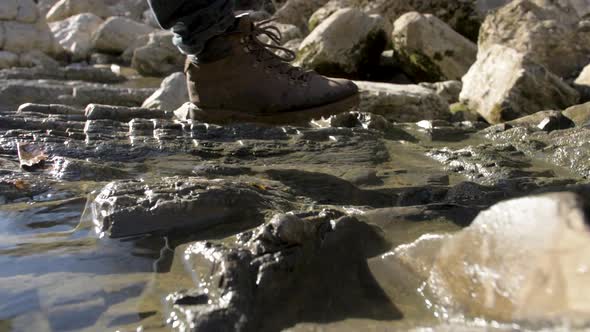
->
[92, 176, 296, 238]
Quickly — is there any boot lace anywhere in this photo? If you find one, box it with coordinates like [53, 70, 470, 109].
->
[242, 19, 311, 82]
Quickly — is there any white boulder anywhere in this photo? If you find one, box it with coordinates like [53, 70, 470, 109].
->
[460, 44, 579, 124]
[49, 13, 103, 60]
[479, 0, 590, 78]
[142, 72, 189, 111]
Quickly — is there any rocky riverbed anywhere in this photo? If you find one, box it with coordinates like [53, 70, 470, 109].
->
[2, 0, 590, 331]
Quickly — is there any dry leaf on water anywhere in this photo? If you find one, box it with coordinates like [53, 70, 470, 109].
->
[17, 142, 47, 169]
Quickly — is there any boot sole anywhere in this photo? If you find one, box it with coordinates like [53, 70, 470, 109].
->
[189, 93, 360, 126]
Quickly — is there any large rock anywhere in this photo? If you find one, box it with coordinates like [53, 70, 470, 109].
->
[92, 16, 154, 54]
[296, 8, 388, 77]
[392, 12, 477, 82]
[49, 13, 103, 60]
[131, 31, 184, 77]
[45, 0, 112, 22]
[354, 81, 450, 122]
[460, 44, 579, 124]
[427, 192, 590, 323]
[142, 72, 189, 111]
[479, 0, 590, 78]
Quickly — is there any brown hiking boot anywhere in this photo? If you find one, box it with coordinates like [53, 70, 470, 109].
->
[184, 16, 359, 125]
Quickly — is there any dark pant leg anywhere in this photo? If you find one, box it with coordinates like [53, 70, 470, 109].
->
[147, 0, 235, 55]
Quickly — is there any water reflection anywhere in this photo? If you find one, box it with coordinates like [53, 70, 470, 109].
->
[0, 196, 182, 331]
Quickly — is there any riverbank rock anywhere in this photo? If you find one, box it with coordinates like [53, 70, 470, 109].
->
[92, 16, 154, 54]
[296, 8, 389, 78]
[392, 12, 477, 82]
[45, 0, 112, 22]
[49, 13, 103, 61]
[427, 192, 590, 324]
[131, 31, 184, 77]
[355, 81, 450, 122]
[0, 0, 62, 68]
[142, 72, 189, 111]
[479, 0, 590, 78]
[460, 44, 579, 124]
